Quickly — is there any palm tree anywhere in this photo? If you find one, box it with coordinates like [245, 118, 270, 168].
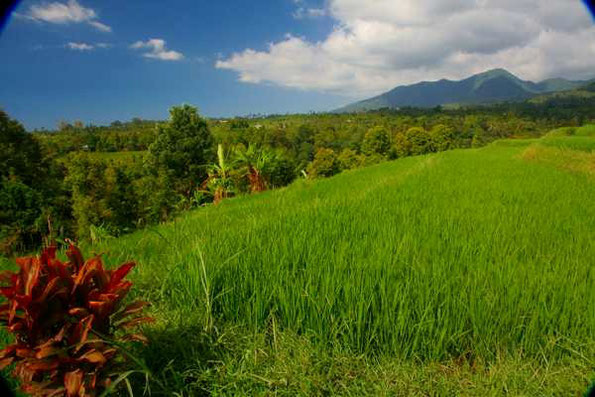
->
[234, 145, 275, 193]
[203, 144, 235, 204]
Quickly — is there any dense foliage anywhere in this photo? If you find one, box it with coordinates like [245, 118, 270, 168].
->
[0, 243, 151, 396]
[1, 95, 595, 252]
[0, 112, 54, 254]
[148, 104, 215, 194]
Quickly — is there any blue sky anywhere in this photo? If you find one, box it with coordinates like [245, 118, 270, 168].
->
[0, 0, 344, 129]
[1, 0, 594, 130]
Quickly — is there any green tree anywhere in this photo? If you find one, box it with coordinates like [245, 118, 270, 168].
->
[405, 127, 432, 155]
[392, 132, 412, 158]
[337, 148, 365, 170]
[267, 149, 296, 188]
[362, 126, 390, 157]
[293, 125, 316, 171]
[64, 153, 109, 239]
[134, 168, 177, 223]
[430, 124, 456, 152]
[0, 178, 44, 254]
[471, 129, 489, 148]
[307, 148, 340, 178]
[0, 110, 45, 185]
[64, 154, 146, 239]
[0, 111, 49, 252]
[148, 105, 214, 194]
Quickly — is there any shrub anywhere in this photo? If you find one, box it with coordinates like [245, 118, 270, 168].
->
[391, 132, 412, 158]
[430, 124, 456, 152]
[65, 153, 148, 240]
[234, 145, 275, 193]
[337, 148, 365, 170]
[405, 127, 433, 155]
[361, 126, 390, 157]
[0, 243, 152, 396]
[267, 150, 296, 188]
[204, 144, 235, 204]
[307, 148, 340, 178]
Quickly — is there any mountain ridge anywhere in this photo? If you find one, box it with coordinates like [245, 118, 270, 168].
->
[335, 69, 591, 113]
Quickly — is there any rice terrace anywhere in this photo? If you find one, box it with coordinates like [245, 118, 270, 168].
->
[1, 0, 595, 396]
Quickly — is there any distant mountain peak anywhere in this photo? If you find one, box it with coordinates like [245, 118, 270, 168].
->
[476, 68, 515, 77]
[335, 69, 588, 113]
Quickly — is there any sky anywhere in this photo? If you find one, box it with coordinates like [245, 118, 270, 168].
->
[0, 0, 594, 130]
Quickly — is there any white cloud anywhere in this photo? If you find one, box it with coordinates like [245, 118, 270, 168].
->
[217, 0, 595, 97]
[25, 0, 112, 32]
[66, 42, 93, 51]
[293, 7, 327, 19]
[88, 20, 112, 32]
[64, 41, 113, 51]
[130, 39, 184, 61]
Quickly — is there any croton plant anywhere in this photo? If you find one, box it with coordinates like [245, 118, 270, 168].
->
[0, 242, 152, 396]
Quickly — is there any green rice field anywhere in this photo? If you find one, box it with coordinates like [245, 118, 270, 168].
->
[3, 134, 594, 395]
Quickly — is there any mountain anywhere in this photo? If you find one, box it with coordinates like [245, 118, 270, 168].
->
[335, 69, 589, 113]
[583, 80, 595, 92]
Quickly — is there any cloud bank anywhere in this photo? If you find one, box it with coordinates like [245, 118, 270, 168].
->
[24, 0, 112, 32]
[130, 39, 184, 61]
[217, 0, 595, 97]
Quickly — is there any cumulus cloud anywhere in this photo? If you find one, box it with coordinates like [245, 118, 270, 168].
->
[24, 0, 112, 32]
[217, 0, 595, 97]
[66, 42, 93, 50]
[130, 39, 184, 61]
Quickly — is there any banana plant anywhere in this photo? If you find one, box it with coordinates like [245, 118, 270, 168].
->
[234, 144, 276, 193]
[203, 144, 235, 204]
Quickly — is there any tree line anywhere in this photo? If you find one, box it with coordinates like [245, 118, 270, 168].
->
[2, 95, 594, 254]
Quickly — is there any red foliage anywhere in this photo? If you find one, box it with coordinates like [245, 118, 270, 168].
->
[0, 243, 152, 396]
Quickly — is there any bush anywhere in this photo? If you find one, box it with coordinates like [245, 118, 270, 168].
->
[65, 153, 149, 240]
[361, 126, 390, 157]
[405, 127, 433, 155]
[391, 132, 412, 158]
[307, 148, 340, 178]
[337, 148, 365, 170]
[0, 243, 152, 396]
[267, 150, 297, 188]
[430, 124, 456, 152]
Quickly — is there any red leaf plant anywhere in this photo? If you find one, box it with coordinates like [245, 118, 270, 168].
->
[0, 242, 153, 396]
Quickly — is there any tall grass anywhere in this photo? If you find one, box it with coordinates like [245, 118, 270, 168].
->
[540, 136, 595, 152]
[3, 136, 593, 393]
[96, 143, 594, 364]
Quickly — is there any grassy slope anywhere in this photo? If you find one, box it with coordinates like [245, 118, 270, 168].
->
[87, 136, 594, 395]
[3, 135, 594, 395]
